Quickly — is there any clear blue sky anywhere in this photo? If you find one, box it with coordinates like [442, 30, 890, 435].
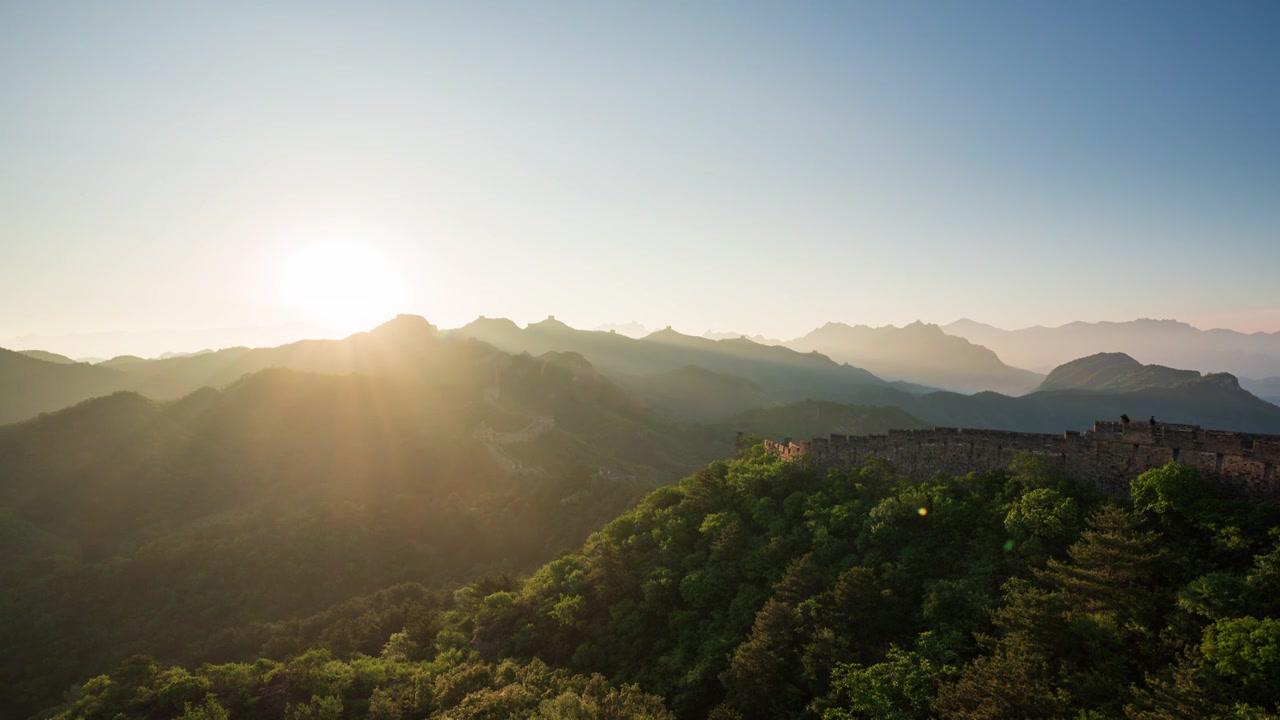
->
[3, 1, 1278, 353]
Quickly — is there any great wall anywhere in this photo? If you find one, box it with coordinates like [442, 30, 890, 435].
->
[750, 421, 1280, 500]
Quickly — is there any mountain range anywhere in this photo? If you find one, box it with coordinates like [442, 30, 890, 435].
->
[945, 317, 1280, 379]
[0, 315, 935, 716]
[783, 321, 1044, 395]
[5, 313, 1280, 717]
[447, 316, 1280, 433]
[451, 316, 903, 414]
[6, 314, 1280, 436]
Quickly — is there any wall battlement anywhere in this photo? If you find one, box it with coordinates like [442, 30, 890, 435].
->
[744, 421, 1280, 500]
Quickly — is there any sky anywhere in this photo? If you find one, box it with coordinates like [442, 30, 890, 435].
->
[3, 1, 1279, 356]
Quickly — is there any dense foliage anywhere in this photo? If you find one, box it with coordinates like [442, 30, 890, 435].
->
[36, 445, 1280, 719]
[46, 652, 673, 720]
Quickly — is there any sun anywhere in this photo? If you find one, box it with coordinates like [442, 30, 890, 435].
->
[278, 242, 407, 333]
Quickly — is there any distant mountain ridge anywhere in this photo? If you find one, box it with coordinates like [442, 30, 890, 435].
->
[451, 316, 1280, 434]
[17, 350, 77, 365]
[702, 330, 784, 344]
[0, 349, 133, 425]
[8, 314, 1280, 435]
[592, 321, 649, 338]
[452, 315, 890, 409]
[945, 317, 1280, 378]
[785, 320, 1043, 395]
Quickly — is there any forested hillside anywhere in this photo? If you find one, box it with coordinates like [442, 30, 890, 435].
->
[0, 340, 726, 718]
[1037, 352, 1203, 393]
[38, 445, 1280, 719]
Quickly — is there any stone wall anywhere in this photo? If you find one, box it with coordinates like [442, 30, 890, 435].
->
[746, 421, 1280, 501]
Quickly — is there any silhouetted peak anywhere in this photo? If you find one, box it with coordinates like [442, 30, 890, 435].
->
[528, 315, 572, 331]
[943, 318, 1002, 332]
[901, 320, 944, 334]
[100, 355, 148, 367]
[370, 314, 438, 338]
[462, 316, 521, 332]
[1065, 352, 1141, 367]
[1197, 372, 1242, 390]
[644, 326, 696, 342]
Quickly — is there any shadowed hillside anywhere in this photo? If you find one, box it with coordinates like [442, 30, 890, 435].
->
[0, 348, 133, 425]
[621, 365, 774, 421]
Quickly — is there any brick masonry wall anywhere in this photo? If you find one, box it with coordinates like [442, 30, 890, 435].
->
[747, 421, 1280, 501]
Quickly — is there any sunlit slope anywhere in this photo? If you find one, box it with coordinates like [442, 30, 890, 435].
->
[0, 315, 493, 423]
[0, 343, 719, 717]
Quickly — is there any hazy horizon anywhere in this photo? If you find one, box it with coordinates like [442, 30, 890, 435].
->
[7, 311, 1278, 362]
[4, 1, 1280, 346]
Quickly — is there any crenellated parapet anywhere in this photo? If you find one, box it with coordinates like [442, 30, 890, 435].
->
[750, 422, 1280, 501]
